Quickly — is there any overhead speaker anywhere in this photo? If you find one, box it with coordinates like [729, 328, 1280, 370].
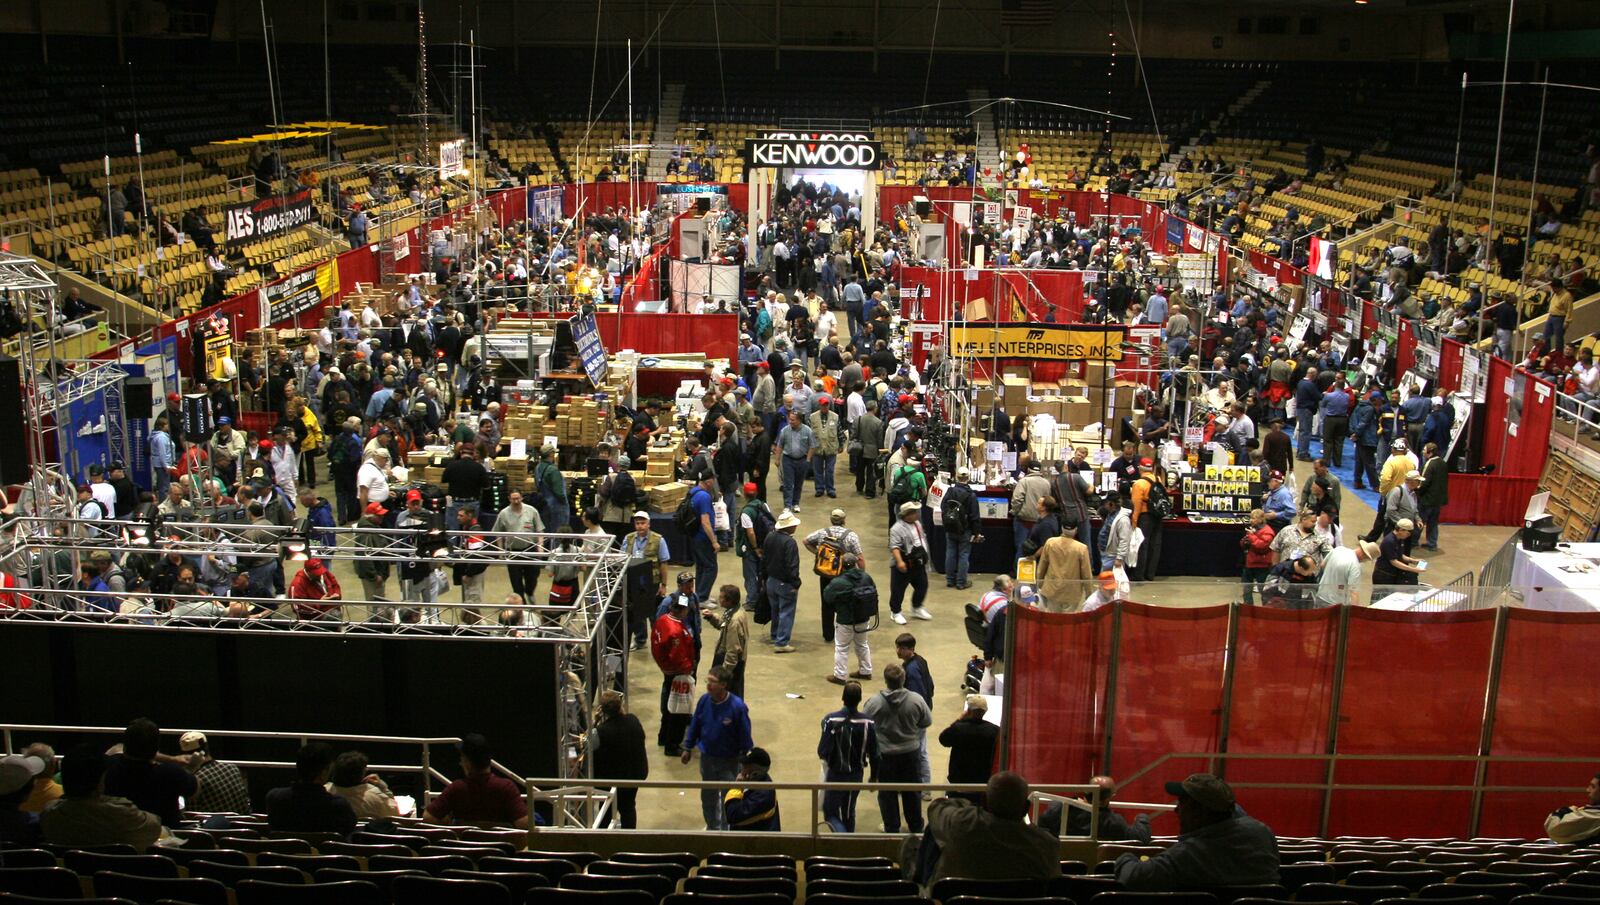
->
[695, 197, 711, 213]
[914, 196, 932, 217]
[124, 377, 154, 419]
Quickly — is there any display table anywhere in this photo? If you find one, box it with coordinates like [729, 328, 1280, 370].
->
[1509, 543, 1600, 612]
[1370, 588, 1470, 611]
[927, 514, 1245, 578]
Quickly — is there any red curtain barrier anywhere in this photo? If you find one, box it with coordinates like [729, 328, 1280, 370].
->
[1438, 474, 1540, 526]
[1109, 604, 1230, 823]
[1479, 609, 1600, 836]
[1325, 607, 1497, 838]
[1224, 606, 1342, 838]
[1005, 605, 1115, 788]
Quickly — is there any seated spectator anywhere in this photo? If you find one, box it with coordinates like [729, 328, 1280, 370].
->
[179, 731, 250, 815]
[20, 743, 62, 814]
[1114, 773, 1279, 889]
[925, 771, 1062, 884]
[41, 743, 162, 852]
[103, 717, 197, 827]
[264, 742, 357, 837]
[424, 733, 530, 829]
[1037, 774, 1153, 841]
[0, 752, 48, 845]
[327, 751, 402, 821]
[1545, 771, 1600, 844]
[722, 747, 780, 831]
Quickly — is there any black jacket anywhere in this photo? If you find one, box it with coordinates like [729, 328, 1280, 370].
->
[592, 713, 649, 781]
[823, 567, 878, 624]
[939, 716, 1000, 785]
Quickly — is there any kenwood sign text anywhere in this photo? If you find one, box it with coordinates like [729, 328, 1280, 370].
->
[745, 132, 882, 170]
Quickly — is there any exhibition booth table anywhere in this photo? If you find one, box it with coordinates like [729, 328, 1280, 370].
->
[1508, 543, 1600, 612]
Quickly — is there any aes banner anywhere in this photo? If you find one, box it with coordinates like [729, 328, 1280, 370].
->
[745, 131, 881, 170]
[948, 323, 1125, 362]
[262, 261, 340, 325]
[224, 189, 317, 246]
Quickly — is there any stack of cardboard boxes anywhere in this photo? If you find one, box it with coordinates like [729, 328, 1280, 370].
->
[494, 453, 531, 494]
[554, 396, 604, 447]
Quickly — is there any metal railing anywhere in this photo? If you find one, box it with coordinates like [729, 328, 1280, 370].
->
[518, 775, 1172, 841]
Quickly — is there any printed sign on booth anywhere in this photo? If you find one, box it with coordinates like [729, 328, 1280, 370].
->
[572, 311, 609, 385]
[223, 189, 317, 246]
[947, 323, 1125, 362]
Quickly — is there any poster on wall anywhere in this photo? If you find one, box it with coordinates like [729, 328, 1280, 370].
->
[1180, 464, 1265, 521]
[262, 261, 340, 325]
[223, 189, 317, 246]
[202, 332, 233, 382]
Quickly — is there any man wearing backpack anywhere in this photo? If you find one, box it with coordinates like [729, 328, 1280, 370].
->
[1129, 460, 1169, 581]
[817, 680, 878, 833]
[805, 509, 866, 645]
[533, 445, 569, 532]
[887, 459, 927, 527]
[823, 553, 877, 684]
[326, 417, 365, 524]
[941, 469, 981, 591]
[736, 482, 774, 619]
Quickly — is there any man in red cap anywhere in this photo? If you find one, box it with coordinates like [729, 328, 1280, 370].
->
[289, 558, 342, 621]
[353, 501, 392, 605]
[752, 361, 777, 436]
[396, 488, 441, 621]
[808, 394, 842, 499]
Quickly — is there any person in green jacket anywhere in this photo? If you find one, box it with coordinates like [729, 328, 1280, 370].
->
[823, 553, 878, 684]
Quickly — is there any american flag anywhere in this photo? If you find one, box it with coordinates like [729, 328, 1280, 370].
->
[1000, 0, 1055, 26]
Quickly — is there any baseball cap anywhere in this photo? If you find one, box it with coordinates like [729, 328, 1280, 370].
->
[757, 362, 770, 371]
[899, 501, 921, 515]
[735, 386, 748, 396]
[1164, 773, 1236, 812]
[76, 483, 91, 494]
[632, 510, 650, 521]
[365, 501, 389, 517]
[740, 747, 772, 769]
[179, 731, 208, 753]
[818, 395, 832, 407]
[0, 754, 46, 796]
[830, 508, 847, 521]
[1405, 470, 1422, 481]
[88, 464, 104, 476]
[90, 550, 112, 563]
[1098, 570, 1119, 591]
[405, 489, 423, 503]
[1392, 438, 1408, 450]
[216, 416, 232, 425]
[676, 570, 695, 585]
[1395, 518, 1416, 531]
[1269, 470, 1285, 481]
[742, 482, 758, 496]
[305, 557, 327, 572]
[258, 440, 273, 450]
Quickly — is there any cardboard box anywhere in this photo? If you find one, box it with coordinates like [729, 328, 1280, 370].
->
[646, 481, 690, 512]
[963, 297, 990, 321]
[1002, 376, 1030, 410]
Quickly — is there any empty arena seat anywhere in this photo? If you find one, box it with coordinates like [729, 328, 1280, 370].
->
[393, 875, 513, 905]
[441, 870, 549, 900]
[479, 858, 579, 881]
[0, 855, 55, 871]
[693, 866, 797, 882]
[589, 861, 691, 883]
[369, 855, 476, 876]
[186, 860, 308, 886]
[803, 864, 900, 883]
[559, 872, 676, 901]
[257, 854, 362, 873]
[931, 878, 1047, 901]
[64, 854, 175, 880]
[0, 867, 83, 899]
[528, 888, 654, 905]
[91, 871, 229, 905]
[609, 854, 698, 872]
[1420, 883, 1532, 905]
[703, 854, 794, 870]
[803, 879, 918, 901]
[1091, 893, 1221, 905]
[681, 876, 796, 899]
[663, 893, 792, 905]
[1299, 882, 1410, 905]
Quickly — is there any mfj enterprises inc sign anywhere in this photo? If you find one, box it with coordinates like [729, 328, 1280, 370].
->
[745, 131, 882, 170]
[947, 323, 1126, 363]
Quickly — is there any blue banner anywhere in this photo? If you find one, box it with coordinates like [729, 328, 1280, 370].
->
[572, 312, 609, 386]
[1166, 216, 1186, 250]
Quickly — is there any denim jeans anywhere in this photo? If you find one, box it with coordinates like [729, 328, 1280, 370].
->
[1296, 408, 1316, 457]
[741, 553, 761, 616]
[823, 768, 863, 832]
[781, 456, 809, 509]
[1354, 444, 1380, 489]
[1548, 314, 1567, 351]
[1013, 518, 1034, 564]
[766, 577, 798, 646]
[699, 753, 740, 830]
[691, 533, 718, 602]
[877, 750, 924, 833]
[944, 535, 971, 587]
[812, 454, 837, 495]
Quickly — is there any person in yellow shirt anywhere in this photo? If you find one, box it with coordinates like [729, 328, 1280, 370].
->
[1548, 284, 1574, 350]
[1366, 438, 1420, 544]
[20, 744, 61, 813]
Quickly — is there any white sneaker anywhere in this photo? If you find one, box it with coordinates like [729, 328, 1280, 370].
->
[912, 607, 933, 621]
[890, 612, 907, 625]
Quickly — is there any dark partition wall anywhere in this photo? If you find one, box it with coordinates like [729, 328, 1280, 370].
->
[0, 622, 559, 788]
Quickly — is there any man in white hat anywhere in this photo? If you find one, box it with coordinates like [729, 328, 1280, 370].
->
[1385, 470, 1423, 537]
[0, 752, 48, 844]
[889, 501, 932, 624]
[762, 509, 803, 653]
[1315, 540, 1379, 608]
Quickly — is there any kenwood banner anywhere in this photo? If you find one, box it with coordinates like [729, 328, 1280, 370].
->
[262, 261, 340, 325]
[224, 189, 317, 246]
[948, 323, 1125, 362]
[745, 131, 881, 170]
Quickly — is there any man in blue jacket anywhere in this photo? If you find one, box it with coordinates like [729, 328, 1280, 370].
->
[1293, 368, 1321, 461]
[681, 665, 753, 831]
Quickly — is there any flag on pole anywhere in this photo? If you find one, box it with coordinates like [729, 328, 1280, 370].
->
[1308, 236, 1335, 280]
[1000, 0, 1056, 27]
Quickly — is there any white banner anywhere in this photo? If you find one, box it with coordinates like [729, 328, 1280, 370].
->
[438, 139, 467, 179]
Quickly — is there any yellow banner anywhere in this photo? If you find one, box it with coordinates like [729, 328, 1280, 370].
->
[948, 323, 1125, 362]
[315, 260, 340, 299]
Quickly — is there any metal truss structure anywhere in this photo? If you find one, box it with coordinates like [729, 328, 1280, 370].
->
[3, 518, 628, 782]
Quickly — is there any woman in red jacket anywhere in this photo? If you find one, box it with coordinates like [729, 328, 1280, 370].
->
[1240, 509, 1276, 606]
